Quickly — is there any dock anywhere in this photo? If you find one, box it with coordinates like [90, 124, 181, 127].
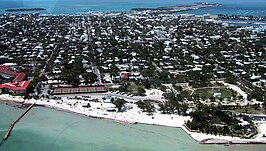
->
[2, 103, 35, 141]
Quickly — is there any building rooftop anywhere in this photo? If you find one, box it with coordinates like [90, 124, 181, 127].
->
[0, 80, 30, 91]
[0, 65, 18, 76]
[13, 73, 26, 83]
[0, 65, 29, 92]
[52, 86, 107, 94]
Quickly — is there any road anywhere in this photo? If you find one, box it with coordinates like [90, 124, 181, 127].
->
[88, 21, 102, 85]
[152, 61, 163, 73]
[91, 63, 102, 85]
[222, 82, 248, 105]
[36, 44, 58, 95]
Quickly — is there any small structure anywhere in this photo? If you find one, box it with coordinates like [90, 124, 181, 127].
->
[120, 73, 129, 80]
[213, 92, 222, 97]
[238, 119, 250, 127]
[104, 103, 117, 112]
[81, 102, 91, 108]
[106, 107, 116, 112]
[103, 98, 112, 103]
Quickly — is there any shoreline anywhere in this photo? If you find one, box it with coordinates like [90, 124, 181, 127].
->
[131, 3, 219, 14]
[5, 8, 46, 12]
[34, 103, 137, 126]
[1, 94, 266, 145]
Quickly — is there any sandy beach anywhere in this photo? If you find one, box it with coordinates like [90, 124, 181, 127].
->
[1, 93, 266, 144]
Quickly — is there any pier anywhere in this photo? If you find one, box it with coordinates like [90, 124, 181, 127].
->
[2, 103, 35, 141]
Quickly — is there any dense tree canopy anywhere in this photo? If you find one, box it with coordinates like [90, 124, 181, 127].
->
[112, 98, 126, 112]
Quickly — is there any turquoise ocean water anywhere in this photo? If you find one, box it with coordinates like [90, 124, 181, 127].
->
[0, 0, 266, 150]
[0, 0, 265, 16]
[1, 104, 266, 151]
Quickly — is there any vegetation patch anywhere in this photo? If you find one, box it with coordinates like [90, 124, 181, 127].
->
[119, 82, 146, 96]
[186, 104, 257, 138]
[193, 87, 235, 99]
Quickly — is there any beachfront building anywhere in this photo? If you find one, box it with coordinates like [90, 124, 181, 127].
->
[0, 65, 30, 94]
[0, 81, 31, 94]
[52, 86, 107, 95]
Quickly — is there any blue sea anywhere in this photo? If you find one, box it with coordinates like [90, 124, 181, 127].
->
[0, 0, 265, 16]
[1, 104, 266, 151]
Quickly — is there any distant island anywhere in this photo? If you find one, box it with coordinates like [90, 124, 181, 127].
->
[5, 8, 46, 12]
[132, 3, 219, 13]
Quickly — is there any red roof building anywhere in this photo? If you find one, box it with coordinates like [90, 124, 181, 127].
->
[120, 74, 129, 79]
[0, 65, 30, 94]
[13, 73, 26, 82]
[52, 86, 107, 95]
[0, 65, 18, 77]
[0, 81, 31, 91]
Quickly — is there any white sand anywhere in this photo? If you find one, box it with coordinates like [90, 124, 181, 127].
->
[1, 94, 266, 144]
[0, 94, 24, 103]
[145, 89, 164, 98]
[255, 123, 266, 139]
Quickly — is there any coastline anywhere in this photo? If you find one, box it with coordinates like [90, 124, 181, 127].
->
[131, 3, 219, 14]
[5, 8, 46, 12]
[1, 94, 266, 145]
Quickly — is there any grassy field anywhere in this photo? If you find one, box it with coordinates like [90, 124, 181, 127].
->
[193, 87, 234, 99]
[127, 82, 145, 96]
[232, 107, 263, 114]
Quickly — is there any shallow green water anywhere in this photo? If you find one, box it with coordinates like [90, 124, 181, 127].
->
[0, 104, 266, 151]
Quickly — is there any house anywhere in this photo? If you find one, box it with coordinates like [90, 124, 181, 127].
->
[238, 119, 250, 127]
[260, 79, 266, 86]
[250, 74, 261, 82]
[213, 92, 222, 98]
[120, 73, 129, 80]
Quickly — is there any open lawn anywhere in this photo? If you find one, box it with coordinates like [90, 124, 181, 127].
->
[193, 87, 234, 99]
